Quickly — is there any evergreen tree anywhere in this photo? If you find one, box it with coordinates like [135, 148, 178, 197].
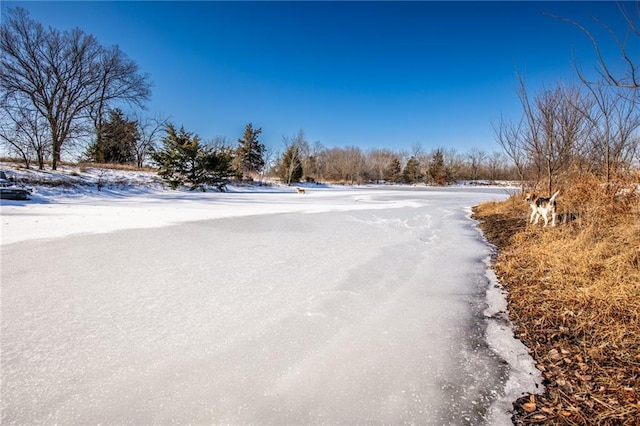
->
[402, 156, 422, 184]
[280, 145, 304, 184]
[428, 149, 449, 185]
[152, 124, 233, 191]
[198, 145, 234, 192]
[235, 123, 265, 179]
[85, 109, 139, 164]
[153, 124, 197, 189]
[385, 157, 402, 183]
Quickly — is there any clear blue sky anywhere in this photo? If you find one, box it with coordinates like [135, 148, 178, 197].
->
[1, 1, 631, 155]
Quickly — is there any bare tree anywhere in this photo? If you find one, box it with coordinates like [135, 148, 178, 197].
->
[410, 141, 424, 158]
[553, 3, 640, 186]
[0, 96, 51, 169]
[0, 8, 150, 169]
[512, 73, 593, 193]
[307, 140, 325, 182]
[135, 114, 167, 168]
[486, 151, 508, 181]
[515, 73, 545, 182]
[493, 114, 528, 191]
[442, 148, 463, 183]
[554, 2, 640, 90]
[606, 89, 640, 177]
[343, 146, 365, 184]
[321, 146, 365, 184]
[259, 144, 277, 184]
[320, 148, 342, 182]
[365, 149, 396, 183]
[576, 84, 640, 182]
[534, 83, 591, 193]
[466, 147, 487, 181]
[89, 45, 151, 152]
[280, 130, 307, 185]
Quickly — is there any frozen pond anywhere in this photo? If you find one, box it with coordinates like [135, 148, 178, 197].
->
[1, 186, 538, 424]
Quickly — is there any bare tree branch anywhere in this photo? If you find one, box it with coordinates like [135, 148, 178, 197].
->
[548, 3, 640, 90]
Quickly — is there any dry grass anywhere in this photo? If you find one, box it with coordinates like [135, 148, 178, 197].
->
[473, 176, 640, 425]
[0, 157, 157, 173]
[76, 162, 158, 173]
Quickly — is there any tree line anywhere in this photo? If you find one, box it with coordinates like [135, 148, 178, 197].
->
[271, 130, 514, 185]
[1, 6, 637, 192]
[148, 122, 517, 191]
[0, 7, 516, 190]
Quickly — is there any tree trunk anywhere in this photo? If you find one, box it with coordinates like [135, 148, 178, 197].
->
[547, 158, 553, 195]
[52, 140, 61, 170]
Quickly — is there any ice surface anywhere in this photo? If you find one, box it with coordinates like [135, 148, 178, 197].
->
[474, 221, 545, 425]
[1, 186, 540, 424]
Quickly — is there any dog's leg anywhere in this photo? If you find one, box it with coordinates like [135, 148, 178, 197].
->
[551, 211, 557, 227]
[530, 210, 536, 223]
[533, 212, 542, 225]
[538, 211, 548, 227]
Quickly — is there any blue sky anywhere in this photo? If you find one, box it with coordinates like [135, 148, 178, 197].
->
[1, 1, 631, 155]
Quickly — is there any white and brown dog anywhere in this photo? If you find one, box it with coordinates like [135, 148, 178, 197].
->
[525, 190, 560, 227]
[296, 187, 306, 194]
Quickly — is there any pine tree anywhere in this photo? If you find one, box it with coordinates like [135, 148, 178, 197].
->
[402, 156, 422, 184]
[385, 157, 402, 183]
[85, 109, 139, 164]
[152, 124, 233, 191]
[198, 145, 234, 192]
[152, 125, 195, 189]
[235, 123, 265, 179]
[428, 149, 449, 185]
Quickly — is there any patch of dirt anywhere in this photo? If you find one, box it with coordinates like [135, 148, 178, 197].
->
[473, 212, 527, 250]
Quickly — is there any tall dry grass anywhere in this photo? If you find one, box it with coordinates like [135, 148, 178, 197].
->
[76, 162, 157, 172]
[474, 175, 640, 425]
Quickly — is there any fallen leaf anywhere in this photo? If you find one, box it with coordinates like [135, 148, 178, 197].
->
[548, 349, 562, 361]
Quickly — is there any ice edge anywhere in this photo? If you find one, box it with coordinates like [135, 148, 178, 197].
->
[466, 207, 545, 426]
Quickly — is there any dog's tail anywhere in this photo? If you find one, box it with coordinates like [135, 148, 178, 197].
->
[550, 190, 560, 201]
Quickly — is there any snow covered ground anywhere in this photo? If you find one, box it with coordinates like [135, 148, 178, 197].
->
[1, 176, 542, 425]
